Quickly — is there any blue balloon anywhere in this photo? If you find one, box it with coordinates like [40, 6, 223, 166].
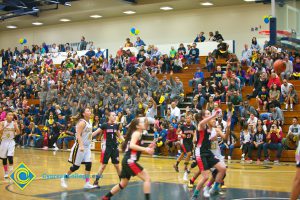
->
[264, 17, 269, 24]
[23, 38, 27, 44]
[130, 28, 136, 34]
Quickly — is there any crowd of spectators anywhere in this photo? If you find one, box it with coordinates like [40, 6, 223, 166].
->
[0, 33, 300, 164]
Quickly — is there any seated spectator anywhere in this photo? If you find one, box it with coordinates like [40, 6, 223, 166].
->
[291, 56, 300, 79]
[219, 131, 236, 160]
[85, 47, 96, 58]
[284, 85, 298, 111]
[124, 38, 133, 47]
[269, 104, 284, 125]
[250, 37, 260, 52]
[267, 73, 281, 90]
[177, 43, 186, 58]
[248, 125, 266, 164]
[170, 73, 184, 103]
[187, 43, 200, 65]
[213, 66, 224, 83]
[282, 117, 300, 150]
[281, 79, 293, 102]
[166, 123, 180, 156]
[57, 122, 75, 149]
[205, 52, 216, 72]
[230, 90, 243, 112]
[25, 122, 43, 147]
[247, 113, 258, 131]
[263, 123, 283, 164]
[240, 126, 253, 161]
[269, 84, 280, 103]
[281, 55, 293, 80]
[135, 37, 146, 47]
[241, 44, 252, 67]
[169, 102, 181, 122]
[208, 31, 216, 41]
[153, 122, 168, 156]
[189, 67, 204, 88]
[194, 32, 205, 42]
[214, 31, 224, 41]
[169, 46, 177, 59]
[172, 55, 183, 73]
[48, 122, 60, 149]
[213, 40, 229, 59]
[256, 86, 269, 111]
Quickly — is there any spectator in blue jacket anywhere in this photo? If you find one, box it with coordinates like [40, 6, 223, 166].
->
[135, 37, 146, 47]
[25, 122, 43, 147]
[154, 122, 168, 156]
[194, 32, 206, 42]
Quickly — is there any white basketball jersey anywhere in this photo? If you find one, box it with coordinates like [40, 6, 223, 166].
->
[76, 119, 92, 148]
[210, 128, 222, 159]
[1, 121, 15, 141]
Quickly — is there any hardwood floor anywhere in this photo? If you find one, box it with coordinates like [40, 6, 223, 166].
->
[0, 148, 297, 200]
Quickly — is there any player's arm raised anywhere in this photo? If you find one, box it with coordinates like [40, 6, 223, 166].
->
[76, 121, 86, 151]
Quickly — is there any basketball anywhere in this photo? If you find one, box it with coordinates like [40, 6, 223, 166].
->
[273, 59, 286, 74]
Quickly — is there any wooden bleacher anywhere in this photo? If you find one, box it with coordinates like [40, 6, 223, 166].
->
[30, 57, 299, 160]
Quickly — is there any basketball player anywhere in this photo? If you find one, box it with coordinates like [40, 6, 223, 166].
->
[173, 115, 196, 181]
[93, 112, 124, 188]
[102, 118, 155, 200]
[0, 112, 20, 178]
[290, 139, 300, 200]
[61, 108, 101, 189]
[191, 110, 227, 199]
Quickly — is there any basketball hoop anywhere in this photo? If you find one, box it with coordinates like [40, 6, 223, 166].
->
[259, 30, 292, 37]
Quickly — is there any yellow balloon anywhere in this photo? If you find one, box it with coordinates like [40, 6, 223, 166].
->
[19, 38, 24, 44]
[135, 29, 140, 35]
[130, 32, 135, 36]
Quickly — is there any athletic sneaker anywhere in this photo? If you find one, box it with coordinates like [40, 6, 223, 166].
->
[187, 180, 194, 188]
[61, 177, 68, 188]
[274, 160, 280, 165]
[209, 187, 220, 196]
[183, 172, 188, 181]
[102, 196, 110, 200]
[246, 159, 253, 164]
[173, 164, 179, 172]
[264, 159, 270, 164]
[241, 153, 245, 161]
[93, 180, 100, 188]
[4, 172, 9, 178]
[227, 156, 231, 160]
[203, 186, 210, 198]
[84, 182, 96, 189]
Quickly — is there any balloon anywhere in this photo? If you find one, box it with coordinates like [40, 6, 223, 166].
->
[268, 15, 272, 20]
[23, 38, 27, 44]
[19, 38, 24, 44]
[264, 17, 269, 24]
[135, 29, 140, 35]
[263, 15, 268, 20]
[130, 27, 136, 34]
[130, 32, 135, 36]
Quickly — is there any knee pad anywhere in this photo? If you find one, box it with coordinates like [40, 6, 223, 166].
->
[70, 165, 80, 172]
[212, 169, 218, 179]
[85, 162, 92, 171]
[2, 158, 7, 166]
[7, 156, 13, 165]
[191, 161, 197, 169]
[119, 183, 124, 190]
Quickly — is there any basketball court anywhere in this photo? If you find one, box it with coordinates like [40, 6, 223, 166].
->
[1, 148, 296, 200]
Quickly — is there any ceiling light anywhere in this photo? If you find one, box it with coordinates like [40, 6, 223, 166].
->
[201, 2, 213, 6]
[6, 25, 17, 29]
[64, 2, 71, 6]
[160, 6, 173, 11]
[123, 10, 136, 15]
[60, 18, 71, 22]
[32, 22, 43, 26]
[90, 15, 102, 18]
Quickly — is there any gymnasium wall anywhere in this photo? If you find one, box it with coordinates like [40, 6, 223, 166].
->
[0, 4, 271, 57]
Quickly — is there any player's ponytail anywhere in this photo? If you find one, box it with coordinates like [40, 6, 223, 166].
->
[122, 118, 140, 152]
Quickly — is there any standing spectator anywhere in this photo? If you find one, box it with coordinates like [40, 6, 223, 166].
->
[248, 125, 266, 164]
[263, 124, 283, 164]
[166, 123, 180, 156]
[78, 36, 87, 50]
[241, 44, 252, 66]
